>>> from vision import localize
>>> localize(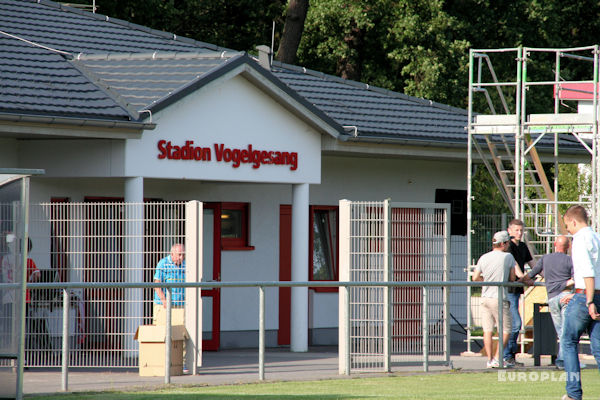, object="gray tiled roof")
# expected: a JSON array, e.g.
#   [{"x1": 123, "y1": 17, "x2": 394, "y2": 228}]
[
  {"x1": 73, "y1": 52, "x2": 238, "y2": 112},
  {"x1": 272, "y1": 64, "x2": 468, "y2": 143},
  {"x1": 0, "y1": 34, "x2": 133, "y2": 121},
  {"x1": 0, "y1": 0, "x2": 234, "y2": 123},
  {"x1": 0, "y1": 0, "x2": 223, "y2": 54},
  {"x1": 0, "y1": 0, "x2": 472, "y2": 145}
]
